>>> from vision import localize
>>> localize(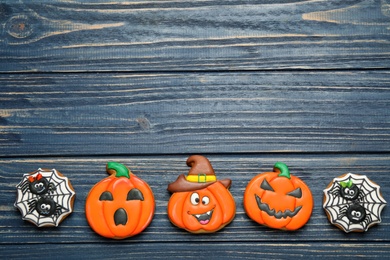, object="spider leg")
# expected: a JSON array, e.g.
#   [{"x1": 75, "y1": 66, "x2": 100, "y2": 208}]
[
  {"x1": 27, "y1": 200, "x2": 37, "y2": 214},
  {"x1": 337, "y1": 205, "x2": 348, "y2": 220},
  {"x1": 20, "y1": 180, "x2": 30, "y2": 194},
  {"x1": 357, "y1": 191, "x2": 365, "y2": 201},
  {"x1": 331, "y1": 185, "x2": 341, "y2": 196},
  {"x1": 48, "y1": 183, "x2": 56, "y2": 194},
  {"x1": 362, "y1": 214, "x2": 373, "y2": 228}
]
